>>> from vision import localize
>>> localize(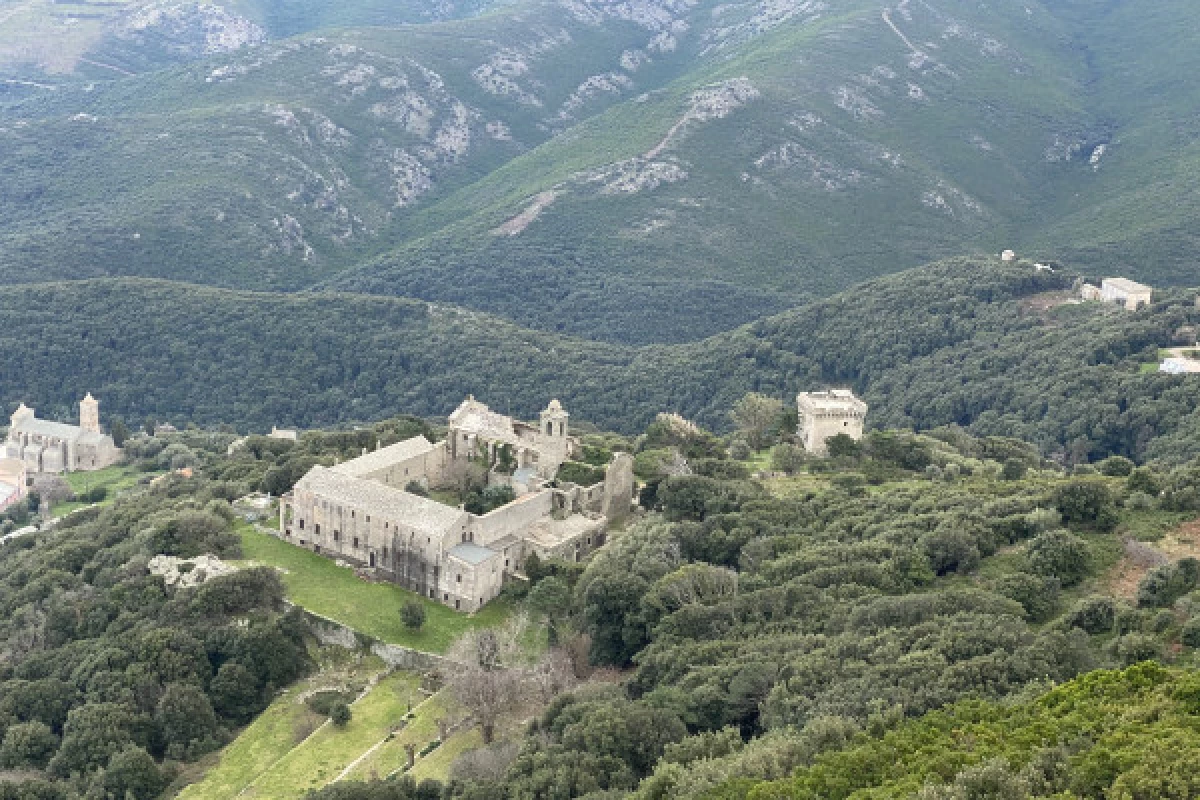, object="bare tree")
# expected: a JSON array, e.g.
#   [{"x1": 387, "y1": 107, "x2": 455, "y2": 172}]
[
  {"x1": 528, "y1": 647, "x2": 576, "y2": 704},
  {"x1": 441, "y1": 616, "x2": 530, "y2": 743}
]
